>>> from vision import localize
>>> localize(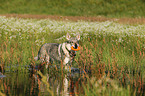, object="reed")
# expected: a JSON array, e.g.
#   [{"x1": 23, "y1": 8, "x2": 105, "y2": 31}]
[{"x1": 74, "y1": 35, "x2": 145, "y2": 95}]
